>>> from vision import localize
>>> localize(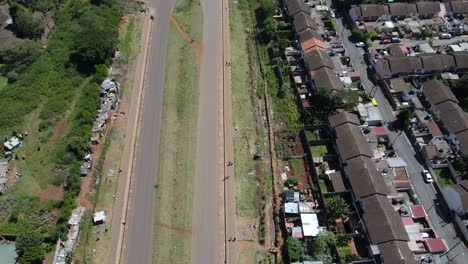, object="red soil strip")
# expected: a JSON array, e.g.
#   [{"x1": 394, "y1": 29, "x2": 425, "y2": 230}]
[
  {"x1": 49, "y1": 120, "x2": 66, "y2": 142},
  {"x1": 154, "y1": 223, "x2": 192, "y2": 235},
  {"x1": 37, "y1": 184, "x2": 63, "y2": 201},
  {"x1": 169, "y1": 15, "x2": 203, "y2": 60}
]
